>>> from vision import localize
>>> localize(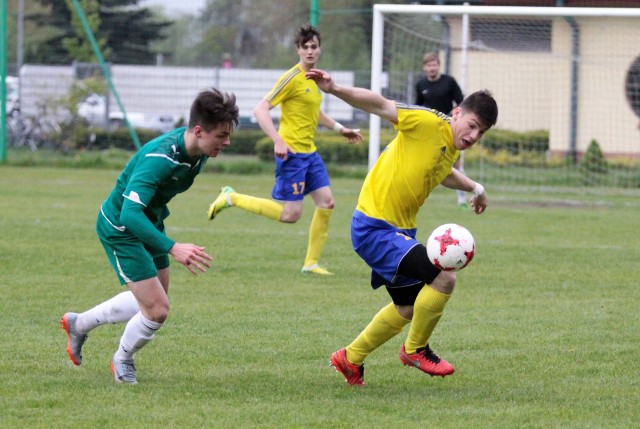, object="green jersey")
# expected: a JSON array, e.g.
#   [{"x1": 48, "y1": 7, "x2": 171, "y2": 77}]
[{"x1": 98, "y1": 127, "x2": 208, "y2": 253}]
